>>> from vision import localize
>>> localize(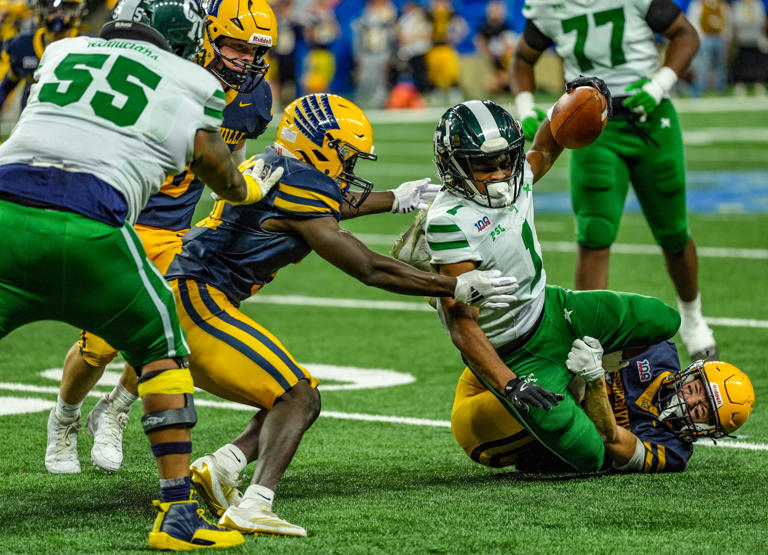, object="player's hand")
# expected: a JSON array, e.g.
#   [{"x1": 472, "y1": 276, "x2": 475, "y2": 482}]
[
  {"x1": 565, "y1": 336, "x2": 605, "y2": 382},
  {"x1": 390, "y1": 178, "x2": 442, "y2": 213},
  {"x1": 453, "y1": 269, "x2": 519, "y2": 309},
  {"x1": 211, "y1": 158, "x2": 284, "y2": 205},
  {"x1": 565, "y1": 75, "x2": 613, "y2": 119},
  {"x1": 622, "y1": 78, "x2": 660, "y2": 119},
  {"x1": 504, "y1": 377, "x2": 565, "y2": 414},
  {"x1": 520, "y1": 107, "x2": 546, "y2": 142}
]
